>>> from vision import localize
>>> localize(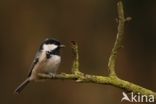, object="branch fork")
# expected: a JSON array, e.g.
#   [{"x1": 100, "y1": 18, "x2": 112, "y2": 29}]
[{"x1": 38, "y1": 0, "x2": 156, "y2": 99}]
